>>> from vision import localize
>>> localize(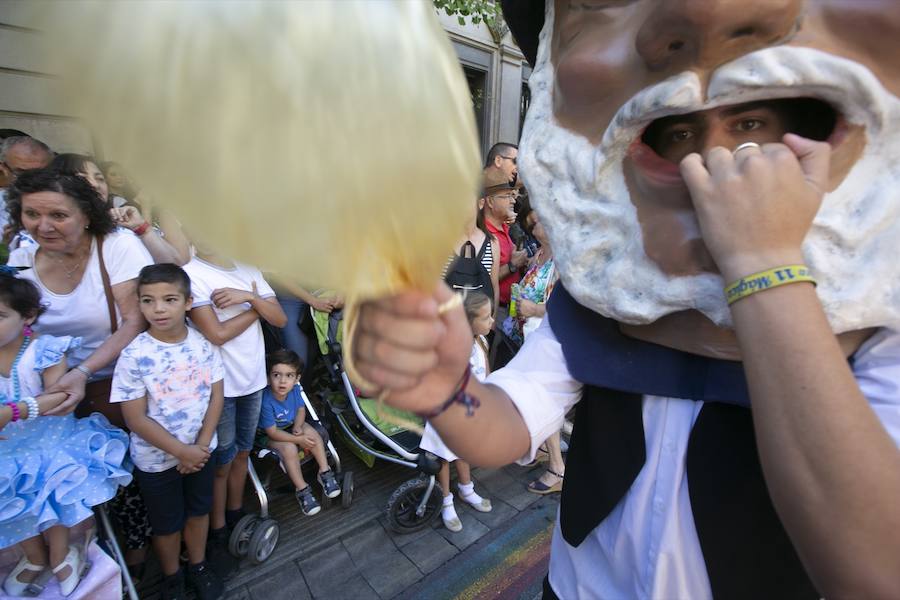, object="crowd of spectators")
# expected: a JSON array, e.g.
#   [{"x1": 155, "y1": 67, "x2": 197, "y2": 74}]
[{"x1": 0, "y1": 133, "x2": 566, "y2": 599}]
